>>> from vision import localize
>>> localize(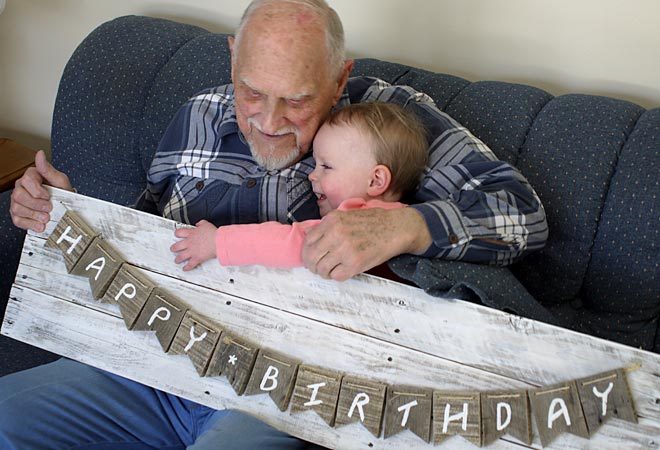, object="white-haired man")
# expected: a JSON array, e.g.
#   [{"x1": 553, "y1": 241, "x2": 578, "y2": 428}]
[{"x1": 3, "y1": 0, "x2": 547, "y2": 448}]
